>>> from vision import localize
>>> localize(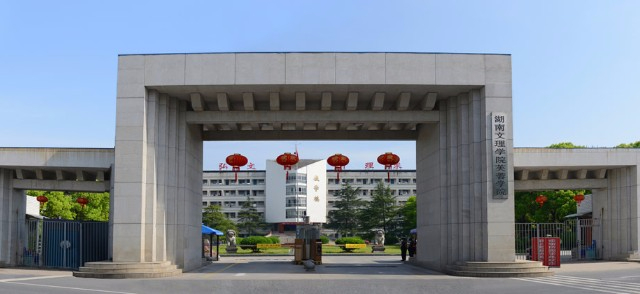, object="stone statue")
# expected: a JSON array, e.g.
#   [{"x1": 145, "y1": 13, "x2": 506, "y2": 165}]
[
  {"x1": 373, "y1": 229, "x2": 385, "y2": 246},
  {"x1": 226, "y1": 229, "x2": 237, "y2": 247}
]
